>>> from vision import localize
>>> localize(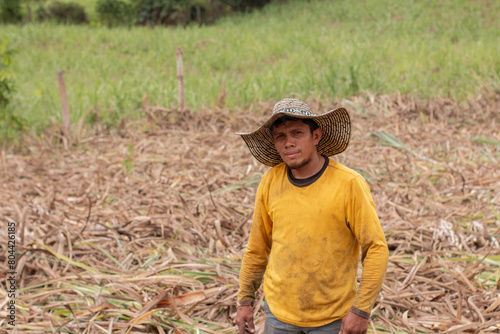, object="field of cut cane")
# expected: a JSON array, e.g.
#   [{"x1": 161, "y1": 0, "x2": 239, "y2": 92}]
[{"x1": 1, "y1": 92, "x2": 500, "y2": 333}]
